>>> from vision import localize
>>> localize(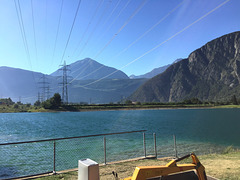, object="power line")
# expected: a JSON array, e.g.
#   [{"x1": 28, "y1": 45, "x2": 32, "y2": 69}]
[
  {"x1": 31, "y1": 0, "x2": 38, "y2": 66},
  {"x1": 99, "y1": 0, "x2": 121, "y2": 34},
  {"x1": 86, "y1": 0, "x2": 122, "y2": 54},
  {"x1": 113, "y1": 0, "x2": 185, "y2": 59},
  {"x1": 14, "y1": 0, "x2": 31, "y2": 69},
  {"x1": 94, "y1": 0, "x2": 149, "y2": 59},
  {"x1": 14, "y1": 0, "x2": 38, "y2": 102},
  {"x1": 71, "y1": 0, "x2": 104, "y2": 57},
  {"x1": 69, "y1": 0, "x2": 148, "y2": 83},
  {"x1": 51, "y1": 0, "x2": 64, "y2": 67},
  {"x1": 74, "y1": 0, "x2": 231, "y2": 88},
  {"x1": 68, "y1": 60, "x2": 93, "y2": 80},
  {"x1": 103, "y1": 0, "x2": 132, "y2": 36},
  {"x1": 75, "y1": 0, "x2": 112, "y2": 58},
  {"x1": 60, "y1": 0, "x2": 82, "y2": 65},
  {"x1": 88, "y1": 0, "x2": 132, "y2": 51},
  {"x1": 43, "y1": 0, "x2": 49, "y2": 60}
]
